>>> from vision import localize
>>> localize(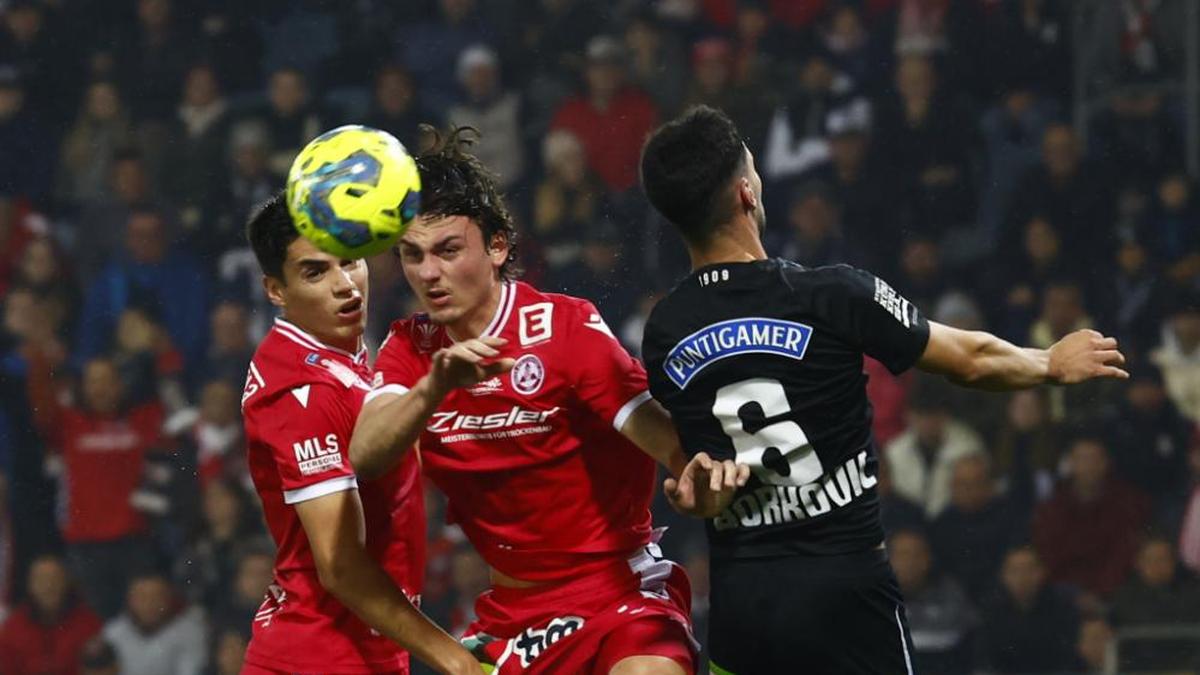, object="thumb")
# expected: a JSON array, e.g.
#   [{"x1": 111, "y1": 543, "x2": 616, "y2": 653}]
[{"x1": 663, "y1": 476, "x2": 679, "y2": 497}]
